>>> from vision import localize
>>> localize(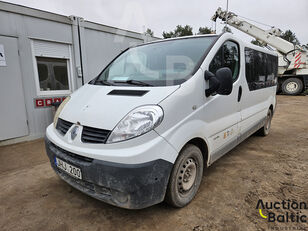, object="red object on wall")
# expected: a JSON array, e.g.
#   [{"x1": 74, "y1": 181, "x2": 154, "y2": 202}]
[
  {"x1": 53, "y1": 98, "x2": 62, "y2": 103},
  {"x1": 45, "y1": 98, "x2": 53, "y2": 106},
  {"x1": 34, "y1": 96, "x2": 67, "y2": 108},
  {"x1": 35, "y1": 99, "x2": 44, "y2": 107}
]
